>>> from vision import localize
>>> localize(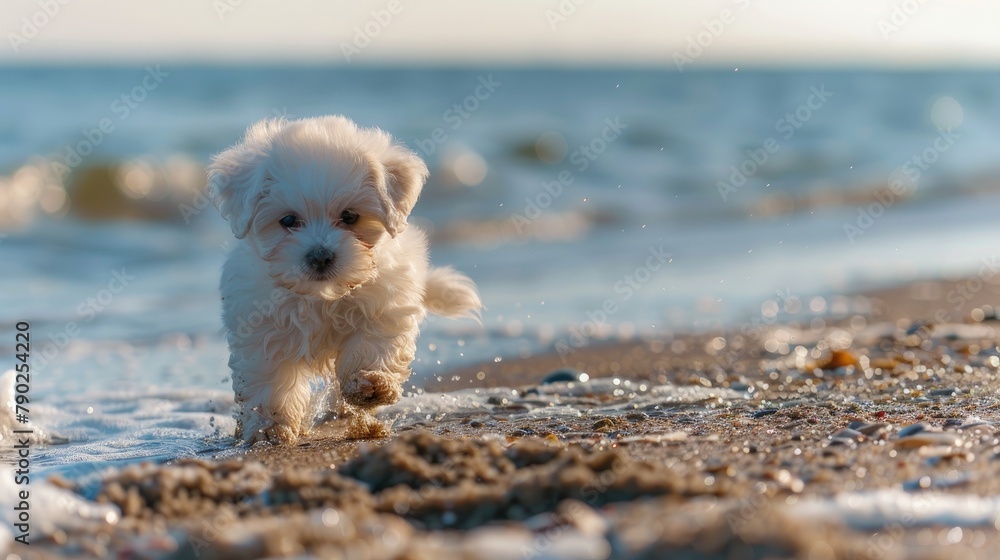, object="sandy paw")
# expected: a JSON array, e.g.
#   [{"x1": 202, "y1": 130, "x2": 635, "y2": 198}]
[
  {"x1": 342, "y1": 370, "x2": 402, "y2": 408},
  {"x1": 247, "y1": 421, "x2": 298, "y2": 445},
  {"x1": 239, "y1": 409, "x2": 300, "y2": 445}
]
